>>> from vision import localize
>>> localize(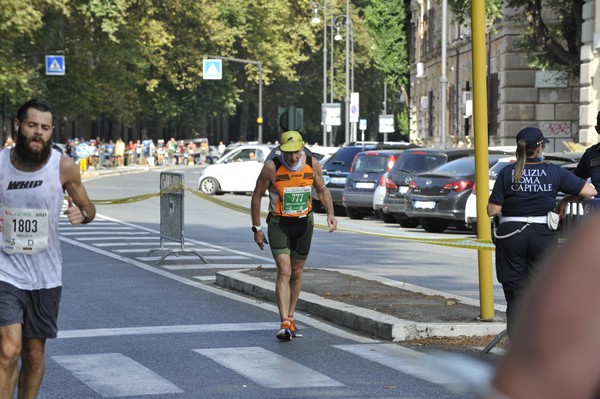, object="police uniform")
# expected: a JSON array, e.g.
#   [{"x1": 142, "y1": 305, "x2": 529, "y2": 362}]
[
  {"x1": 489, "y1": 156, "x2": 587, "y2": 332},
  {"x1": 574, "y1": 143, "x2": 600, "y2": 192}
]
